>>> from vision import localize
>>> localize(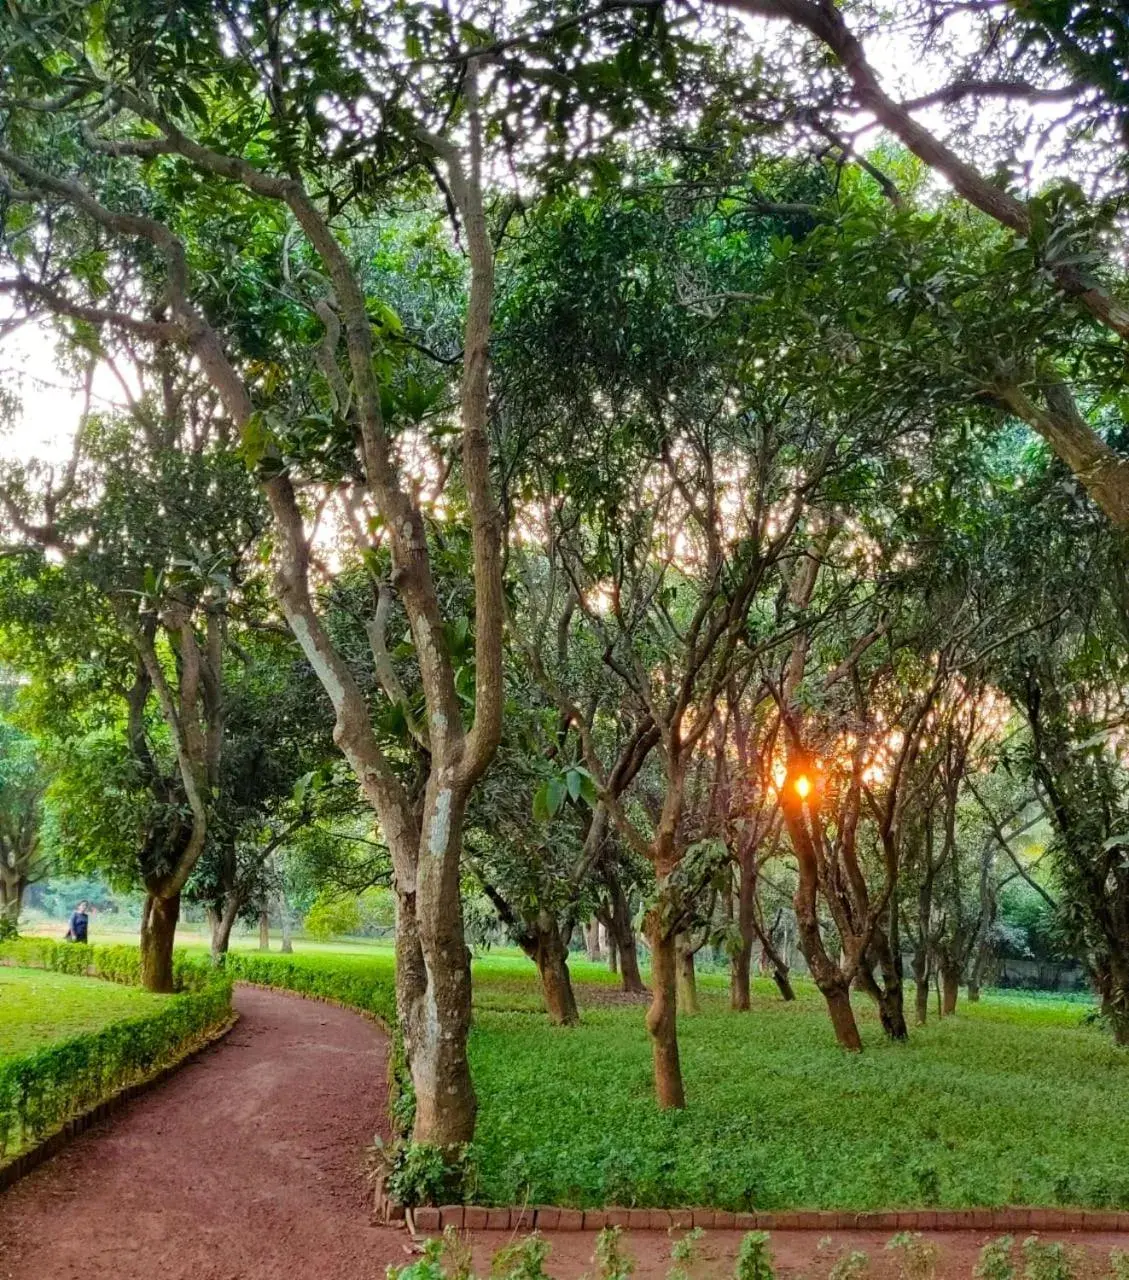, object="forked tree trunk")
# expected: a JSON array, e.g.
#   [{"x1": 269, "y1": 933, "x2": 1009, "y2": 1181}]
[
  {"x1": 645, "y1": 918, "x2": 685, "y2": 1108},
  {"x1": 140, "y1": 892, "x2": 181, "y2": 993},
  {"x1": 605, "y1": 871, "x2": 647, "y2": 994},
  {"x1": 530, "y1": 928, "x2": 580, "y2": 1027},
  {"x1": 787, "y1": 817, "x2": 862, "y2": 1051},
  {"x1": 210, "y1": 893, "x2": 240, "y2": 964},
  {"x1": 769, "y1": 956, "x2": 796, "y2": 1001},
  {"x1": 675, "y1": 934, "x2": 699, "y2": 1015},
  {"x1": 259, "y1": 908, "x2": 270, "y2": 951},
  {"x1": 396, "y1": 782, "x2": 477, "y2": 1149},
  {"x1": 867, "y1": 931, "x2": 908, "y2": 1041}
]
